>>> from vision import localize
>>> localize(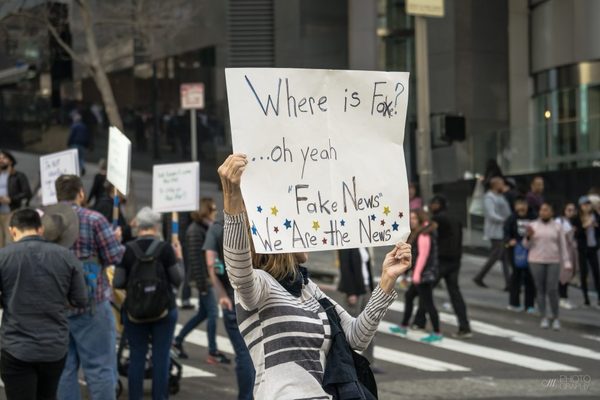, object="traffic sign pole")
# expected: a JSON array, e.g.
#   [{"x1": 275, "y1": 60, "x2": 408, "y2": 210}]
[{"x1": 190, "y1": 109, "x2": 198, "y2": 162}]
